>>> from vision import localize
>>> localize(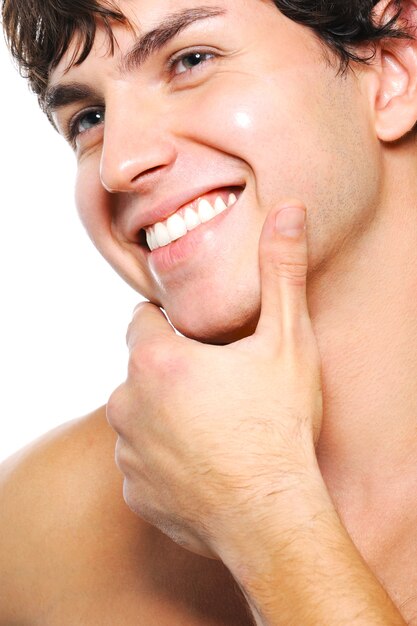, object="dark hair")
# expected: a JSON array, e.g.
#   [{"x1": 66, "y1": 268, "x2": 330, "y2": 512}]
[{"x1": 1, "y1": 0, "x2": 413, "y2": 112}]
